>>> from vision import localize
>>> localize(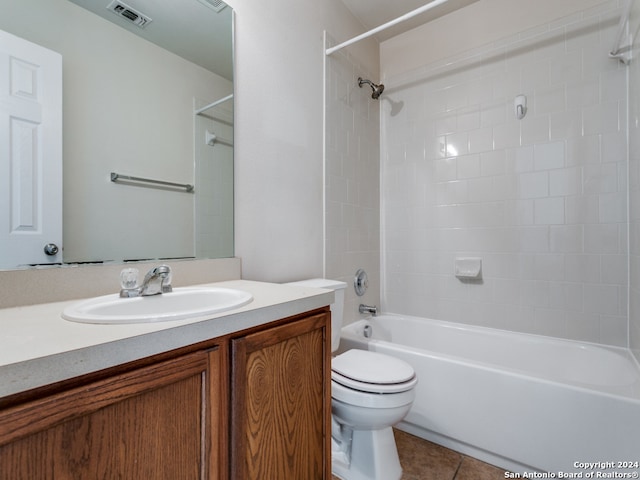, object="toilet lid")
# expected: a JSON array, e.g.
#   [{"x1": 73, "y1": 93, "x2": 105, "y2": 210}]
[
  {"x1": 332, "y1": 370, "x2": 417, "y2": 394},
  {"x1": 331, "y1": 350, "x2": 416, "y2": 393}
]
